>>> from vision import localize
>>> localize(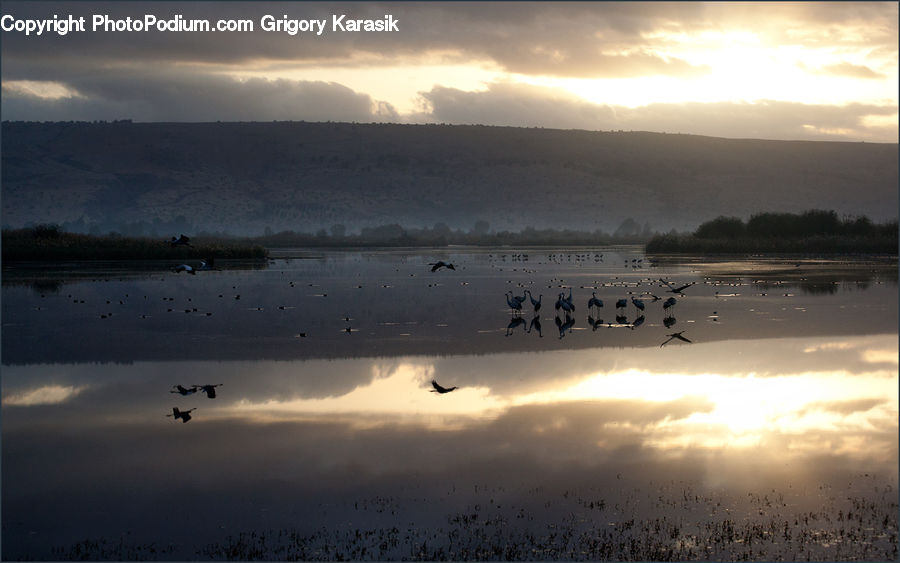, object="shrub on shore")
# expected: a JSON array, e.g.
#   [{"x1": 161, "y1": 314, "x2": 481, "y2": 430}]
[
  {"x1": 647, "y1": 211, "x2": 898, "y2": 254},
  {"x1": 2, "y1": 226, "x2": 268, "y2": 261}
]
